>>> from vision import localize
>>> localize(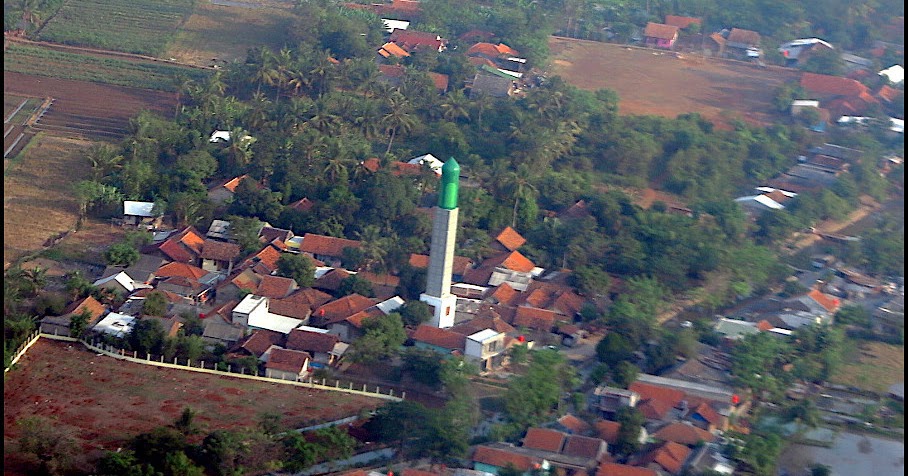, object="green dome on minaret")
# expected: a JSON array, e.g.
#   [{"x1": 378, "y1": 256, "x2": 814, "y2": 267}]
[{"x1": 437, "y1": 157, "x2": 460, "y2": 210}]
